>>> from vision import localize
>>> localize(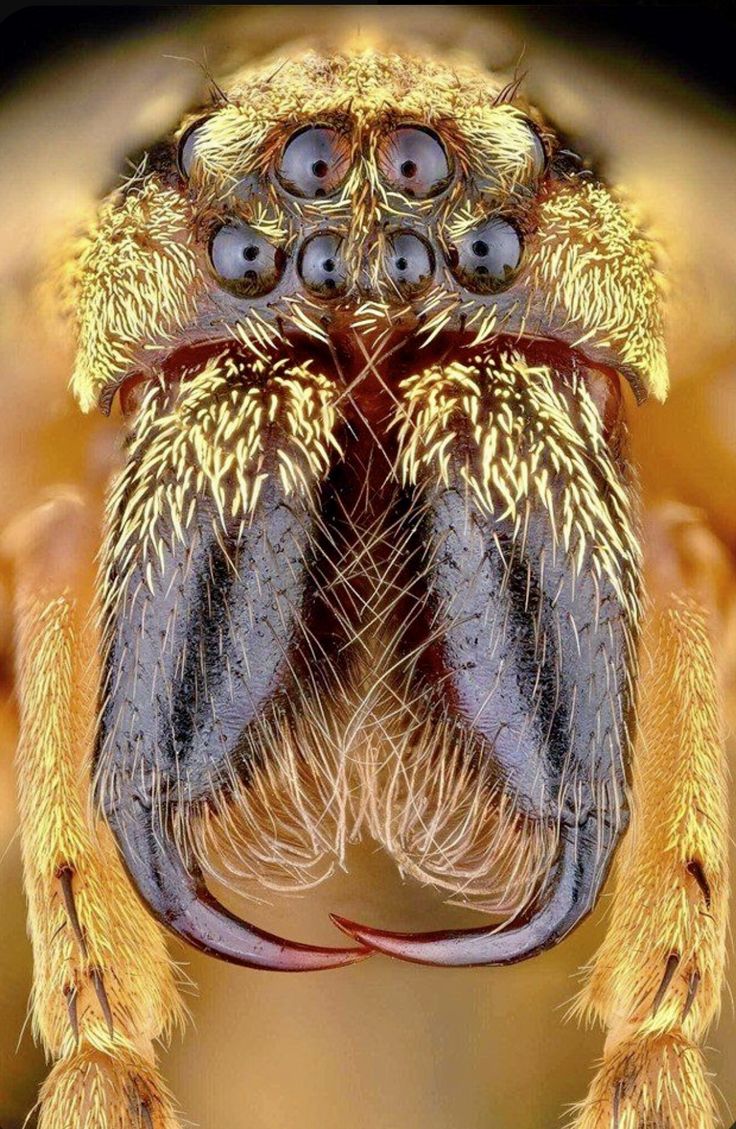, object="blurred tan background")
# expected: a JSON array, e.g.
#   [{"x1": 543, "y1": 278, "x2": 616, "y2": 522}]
[{"x1": 1, "y1": 7, "x2": 735, "y2": 1128}]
